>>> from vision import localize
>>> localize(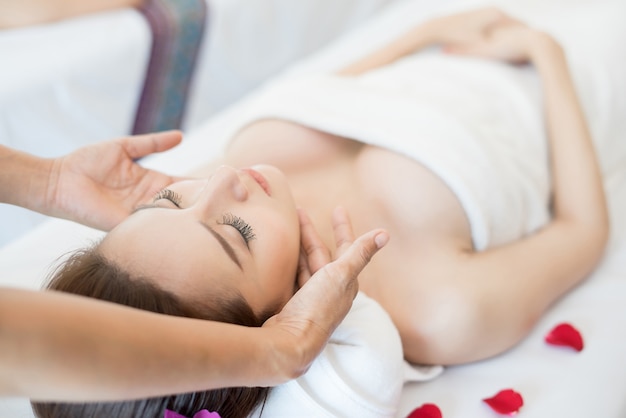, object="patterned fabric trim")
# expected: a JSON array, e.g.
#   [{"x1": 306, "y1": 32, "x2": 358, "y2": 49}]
[{"x1": 133, "y1": 0, "x2": 207, "y2": 134}]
